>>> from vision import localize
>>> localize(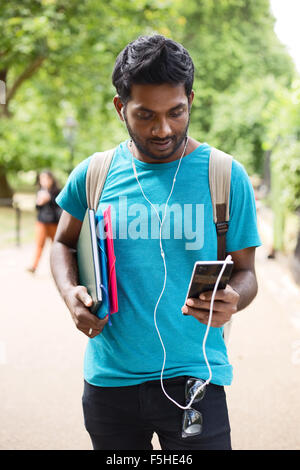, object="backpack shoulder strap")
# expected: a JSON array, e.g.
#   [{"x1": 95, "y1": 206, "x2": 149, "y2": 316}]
[
  {"x1": 209, "y1": 147, "x2": 233, "y2": 344},
  {"x1": 209, "y1": 147, "x2": 233, "y2": 260},
  {"x1": 86, "y1": 148, "x2": 116, "y2": 211}
]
